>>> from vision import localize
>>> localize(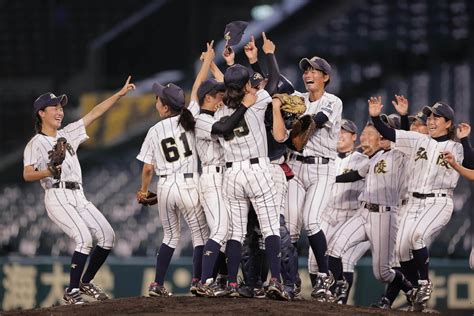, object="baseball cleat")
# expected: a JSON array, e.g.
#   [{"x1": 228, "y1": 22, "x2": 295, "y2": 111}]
[
  {"x1": 266, "y1": 278, "x2": 290, "y2": 301},
  {"x1": 148, "y1": 282, "x2": 172, "y2": 297},
  {"x1": 63, "y1": 288, "x2": 85, "y2": 305},
  {"x1": 80, "y1": 281, "x2": 109, "y2": 301},
  {"x1": 311, "y1": 272, "x2": 335, "y2": 302}
]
